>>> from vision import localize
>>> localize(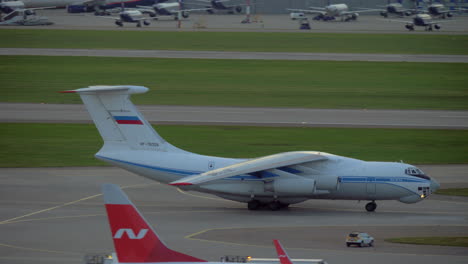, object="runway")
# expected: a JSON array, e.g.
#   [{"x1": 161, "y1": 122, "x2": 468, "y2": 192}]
[
  {"x1": 3, "y1": 48, "x2": 468, "y2": 63},
  {"x1": 0, "y1": 166, "x2": 467, "y2": 264},
  {"x1": 2, "y1": 103, "x2": 468, "y2": 129}
]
